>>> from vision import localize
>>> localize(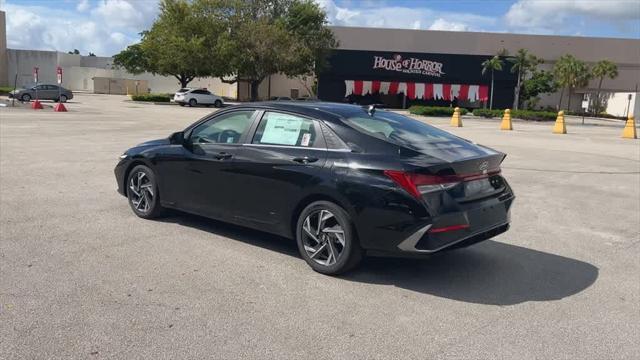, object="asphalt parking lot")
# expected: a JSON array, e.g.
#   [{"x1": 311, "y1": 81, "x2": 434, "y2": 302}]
[{"x1": 1, "y1": 93, "x2": 639, "y2": 359}]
